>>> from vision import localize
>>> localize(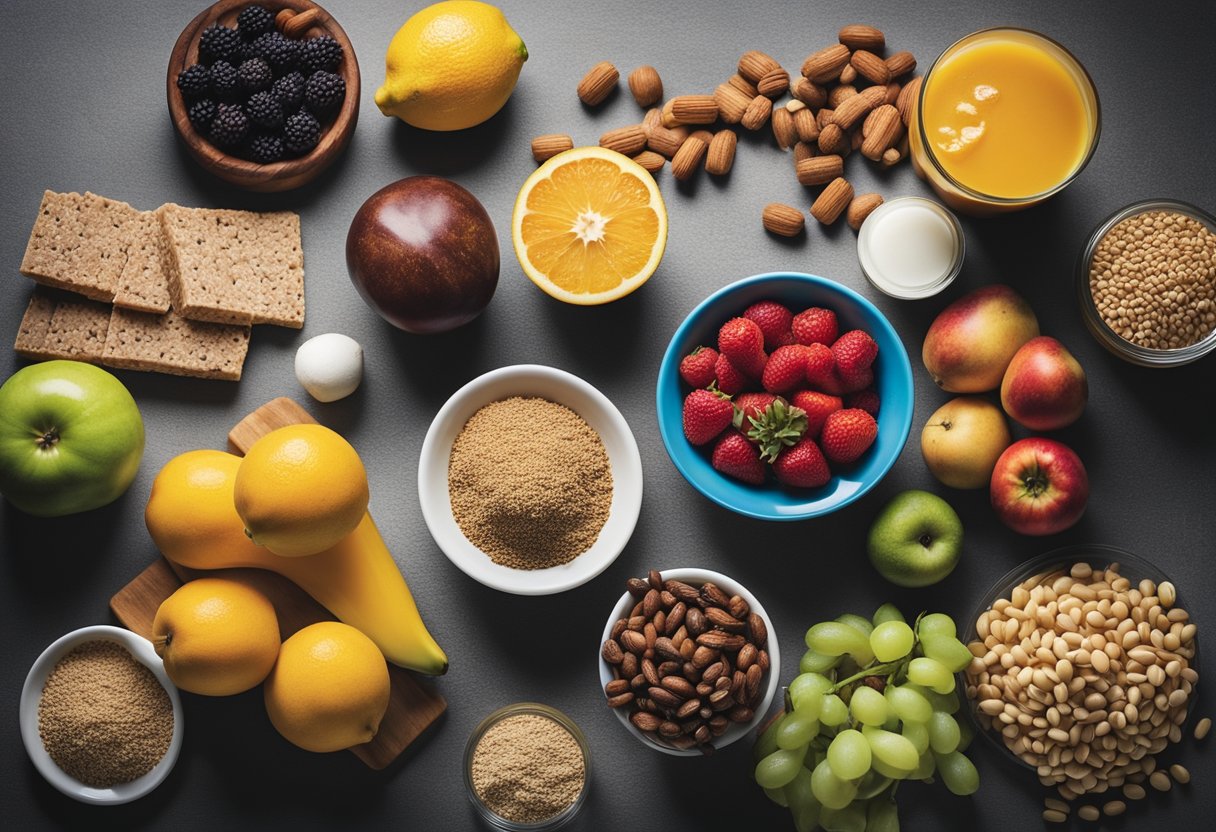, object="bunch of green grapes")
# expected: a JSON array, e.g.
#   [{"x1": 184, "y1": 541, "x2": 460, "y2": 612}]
[{"x1": 752, "y1": 604, "x2": 979, "y2": 832}]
